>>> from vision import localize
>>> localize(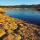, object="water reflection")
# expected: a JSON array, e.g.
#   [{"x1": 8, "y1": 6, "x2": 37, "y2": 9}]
[{"x1": 6, "y1": 8, "x2": 40, "y2": 25}]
